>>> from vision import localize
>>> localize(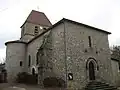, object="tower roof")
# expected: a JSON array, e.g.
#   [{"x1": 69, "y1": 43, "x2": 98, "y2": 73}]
[{"x1": 21, "y1": 10, "x2": 52, "y2": 28}]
